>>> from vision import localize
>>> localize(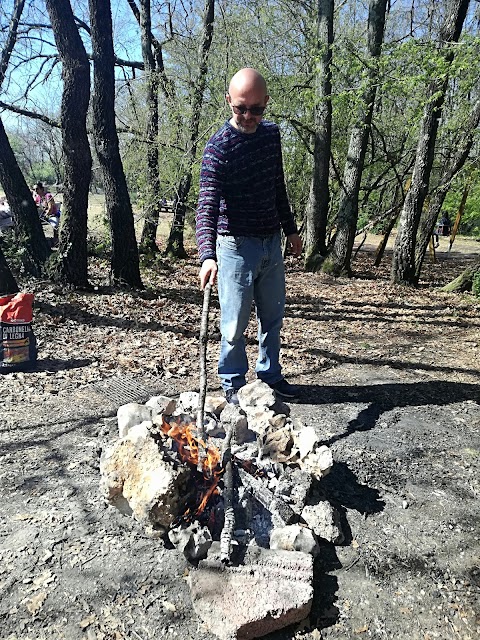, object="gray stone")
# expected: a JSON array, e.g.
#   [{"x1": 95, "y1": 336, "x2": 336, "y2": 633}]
[
  {"x1": 168, "y1": 522, "x2": 212, "y2": 561},
  {"x1": 189, "y1": 542, "x2": 313, "y2": 640},
  {"x1": 205, "y1": 417, "x2": 225, "y2": 437},
  {"x1": 145, "y1": 395, "x2": 177, "y2": 417},
  {"x1": 220, "y1": 403, "x2": 256, "y2": 444},
  {"x1": 270, "y1": 525, "x2": 319, "y2": 557},
  {"x1": 117, "y1": 402, "x2": 152, "y2": 438},
  {"x1": 99, "y1": 425, "x2": 190, "y2": 530},
  {"x1": 275, "y1": 468, "x2": 313, "y2": 515},
  {"x1": 301, "y1": 501, "x2": 344, "y2": 544}
]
